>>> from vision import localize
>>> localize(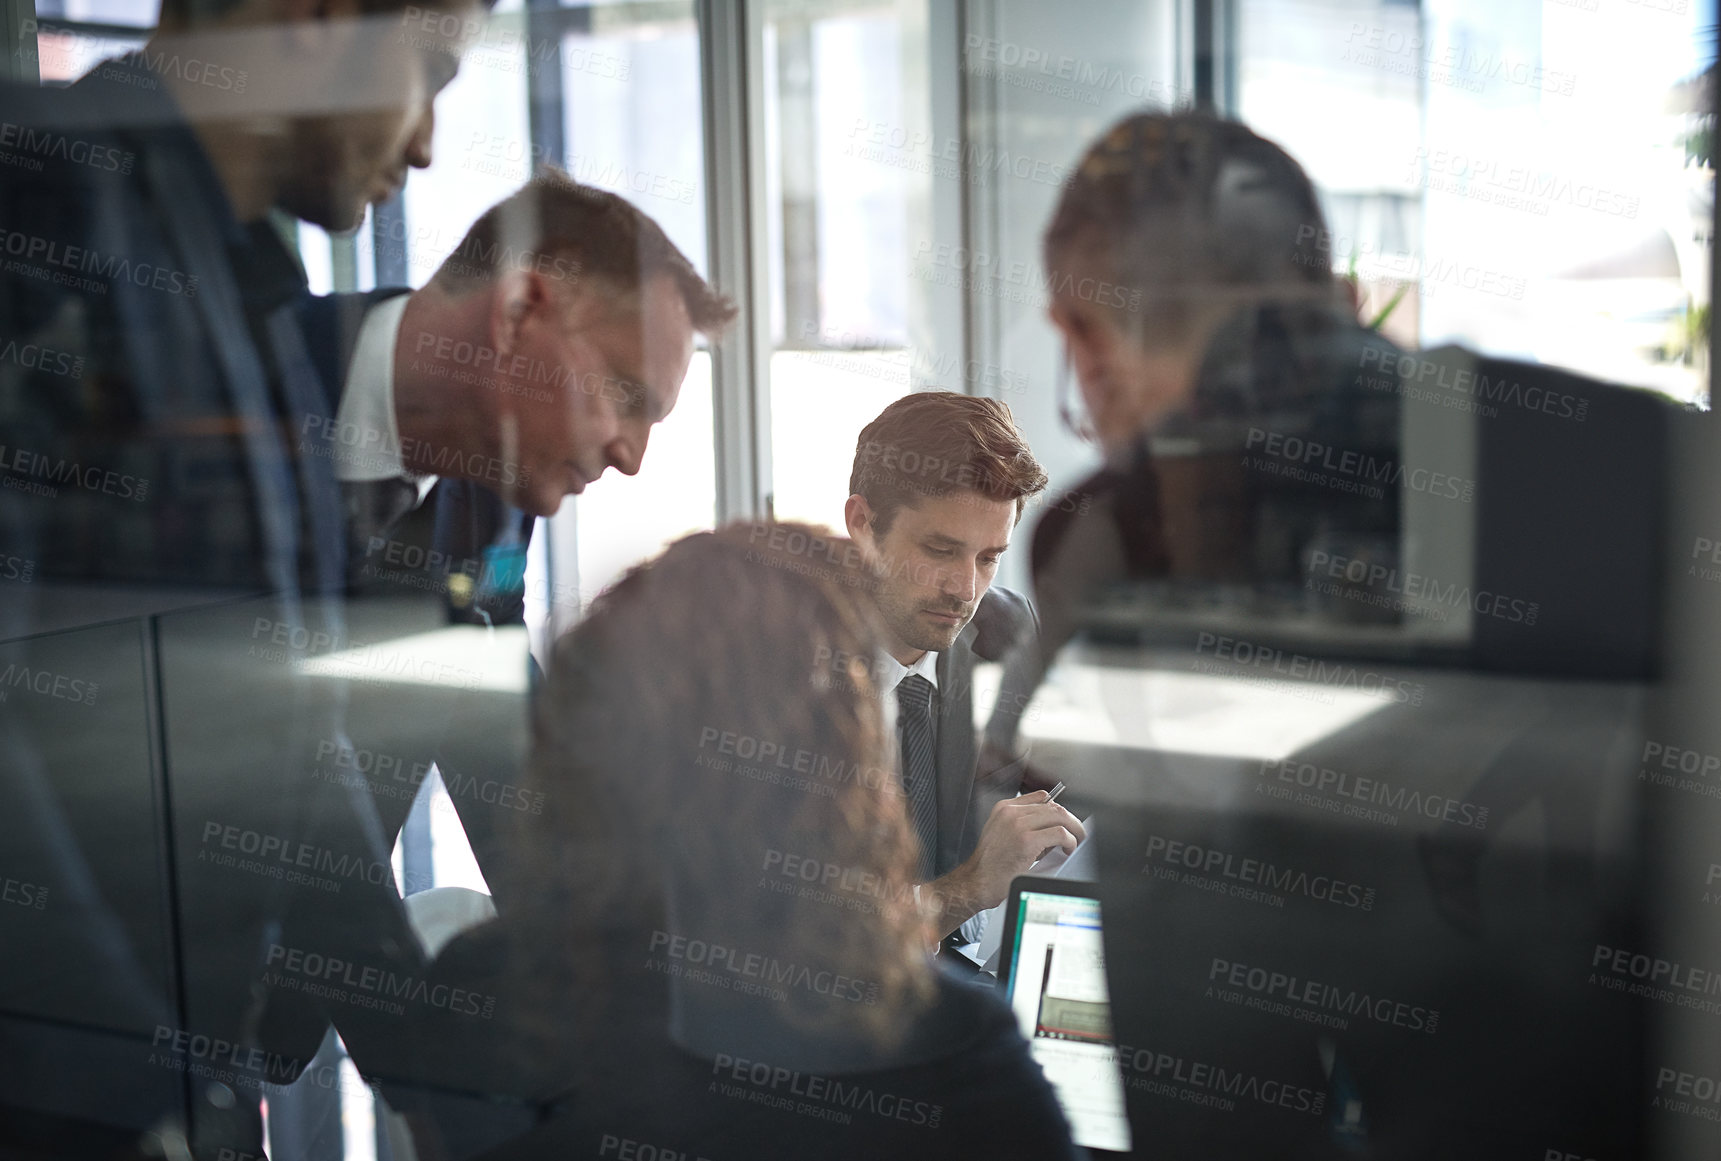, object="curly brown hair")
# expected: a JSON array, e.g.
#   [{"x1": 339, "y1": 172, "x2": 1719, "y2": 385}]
[{"x1": 505, "y1": 522, "x2": 934, "y2": 1070}]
